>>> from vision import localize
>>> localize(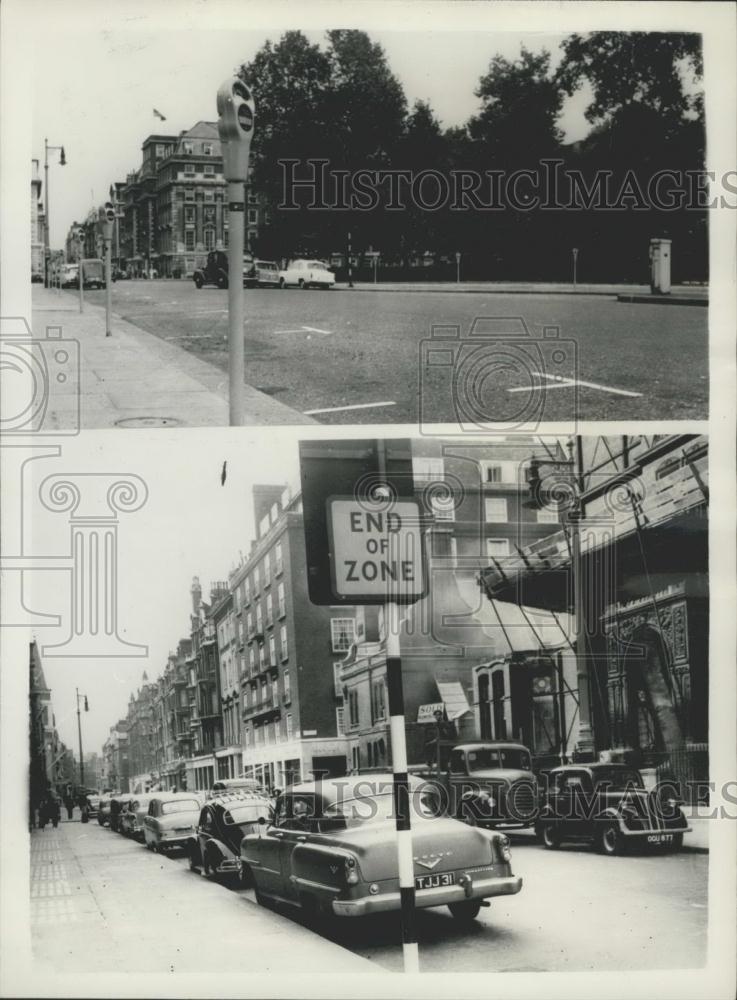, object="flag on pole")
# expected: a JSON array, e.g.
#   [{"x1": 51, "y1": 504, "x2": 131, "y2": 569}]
[{"x1": 153, "y1": 108, "x2": 167, "y2": 121}]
